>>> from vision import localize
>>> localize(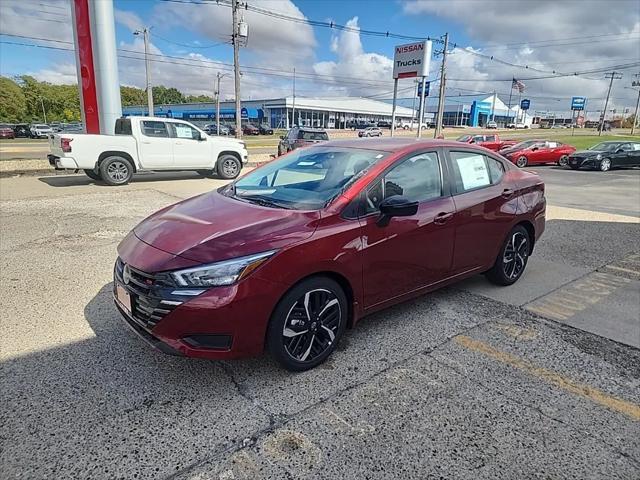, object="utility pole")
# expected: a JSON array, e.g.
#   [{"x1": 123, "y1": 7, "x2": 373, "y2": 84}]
[
  {"x1": 434, "y1": 32, "x2": 448, "y2": 139},
  {"x1": 40, "y1": 97, "x2": 47, "y2": 123},
  {"x1": 134, "y1": 27, "x2": 153, "y2": 116},
  {"x1": 292, "y1": 68, "x2": 296, "y2": 127},
  {"x1": 631, "y1": 74, "x2": 640, "y2": 136},
  {"x1": 215, "y1": 72, "x2": 226, "y2": 135},
  {"x1": 490, "y1": 90, "x2": 496, "y2": 122},
  {"x1": 599, "y1": 71, "x2": 622, "y2": 135},
  {"x1": 231, "y1": 0, "x2": 242, "y2": 138}
]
